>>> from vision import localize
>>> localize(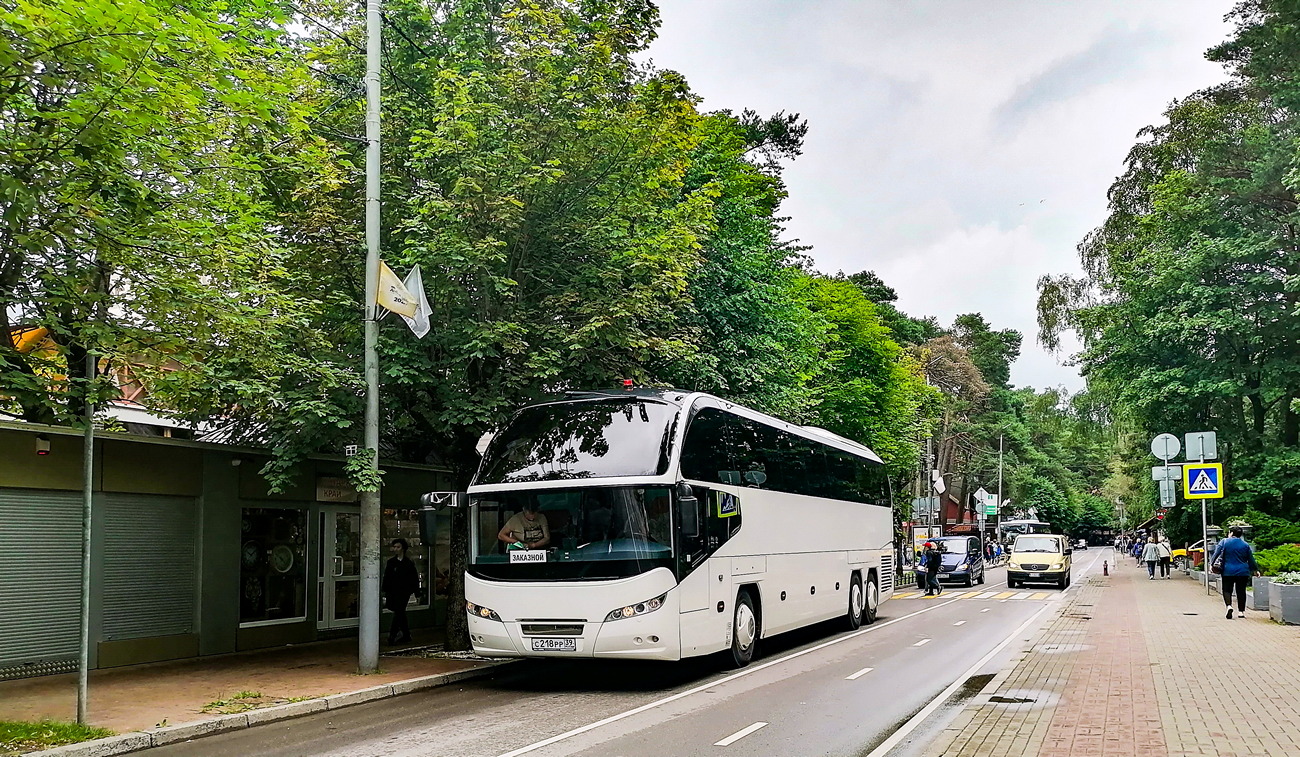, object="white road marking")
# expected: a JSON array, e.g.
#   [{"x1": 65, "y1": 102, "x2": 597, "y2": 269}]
[
  {"x1": 953, "y1": 620, "x2": 966, "y2": 626},
  {"x1": 714, "y1": 722, "x2": 767, "y2": 747},
  {"x1": 913, "y1": 638, "x2": 931, "y2": 647},
  {"x1": 1013, "y1": 592, "x2": 1032, "y2": 600},
  {"x1": 975, "y1": 591, "x2": 997, "y2": 599},
  {"x1": 845, "y1": 666, "x2": 874, "y2": 680},
  {"x1": 861, "y1": 550, "x2": 1106, "y2": 757},
  {"x1": 980, "y1": 608, "x2": 990, "y2": 613}
]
